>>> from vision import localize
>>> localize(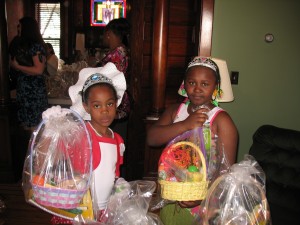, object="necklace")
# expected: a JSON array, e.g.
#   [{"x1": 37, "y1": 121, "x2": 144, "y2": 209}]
[
  {"x1": 88, "y1": 122, "x2": 112, "y2": 137},
  {"x1": 191, "y1": 104, "x2": 211, "y2": 113}
]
